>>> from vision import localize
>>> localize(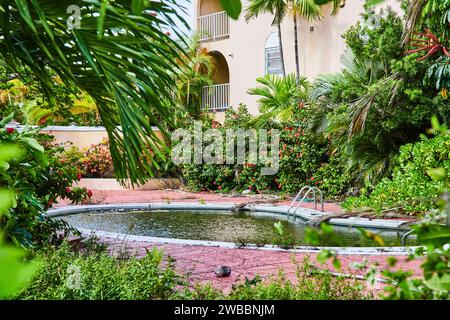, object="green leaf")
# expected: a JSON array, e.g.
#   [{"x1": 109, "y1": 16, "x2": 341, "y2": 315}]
[
  {"x1": 20, "y1": 137, "x2": 44, "y2": 153},
  {"x1": 417, "y1": 225, "x2": 450, "y2": 247},
  {"x1": 221, "y1": 0, "x2": 241, "y2": 19},
  {"x1": 131, "y1": 0, "x2": 144, "y2": 15},
  {"x1": 425, "y1": 274, "x2": 450, "y2": 292},
  {"x1": 427, "y1": 167, "x2": 447, "y2": 181},
  {"x1": 0, "y1": 242, "x2": 41, "y2": 299},
  {"x1": 0, "y1": 113, "x2": 14, "y2": 128},
  {"x1": 365, "y1": 0, "x2": 386, "y2": 7},
  {"x1": 0, "y1": 189, "x2": 14, "y2": 217},
  {"x1": 97, "y1": 0, "x2": 108, "y2": 40}
]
